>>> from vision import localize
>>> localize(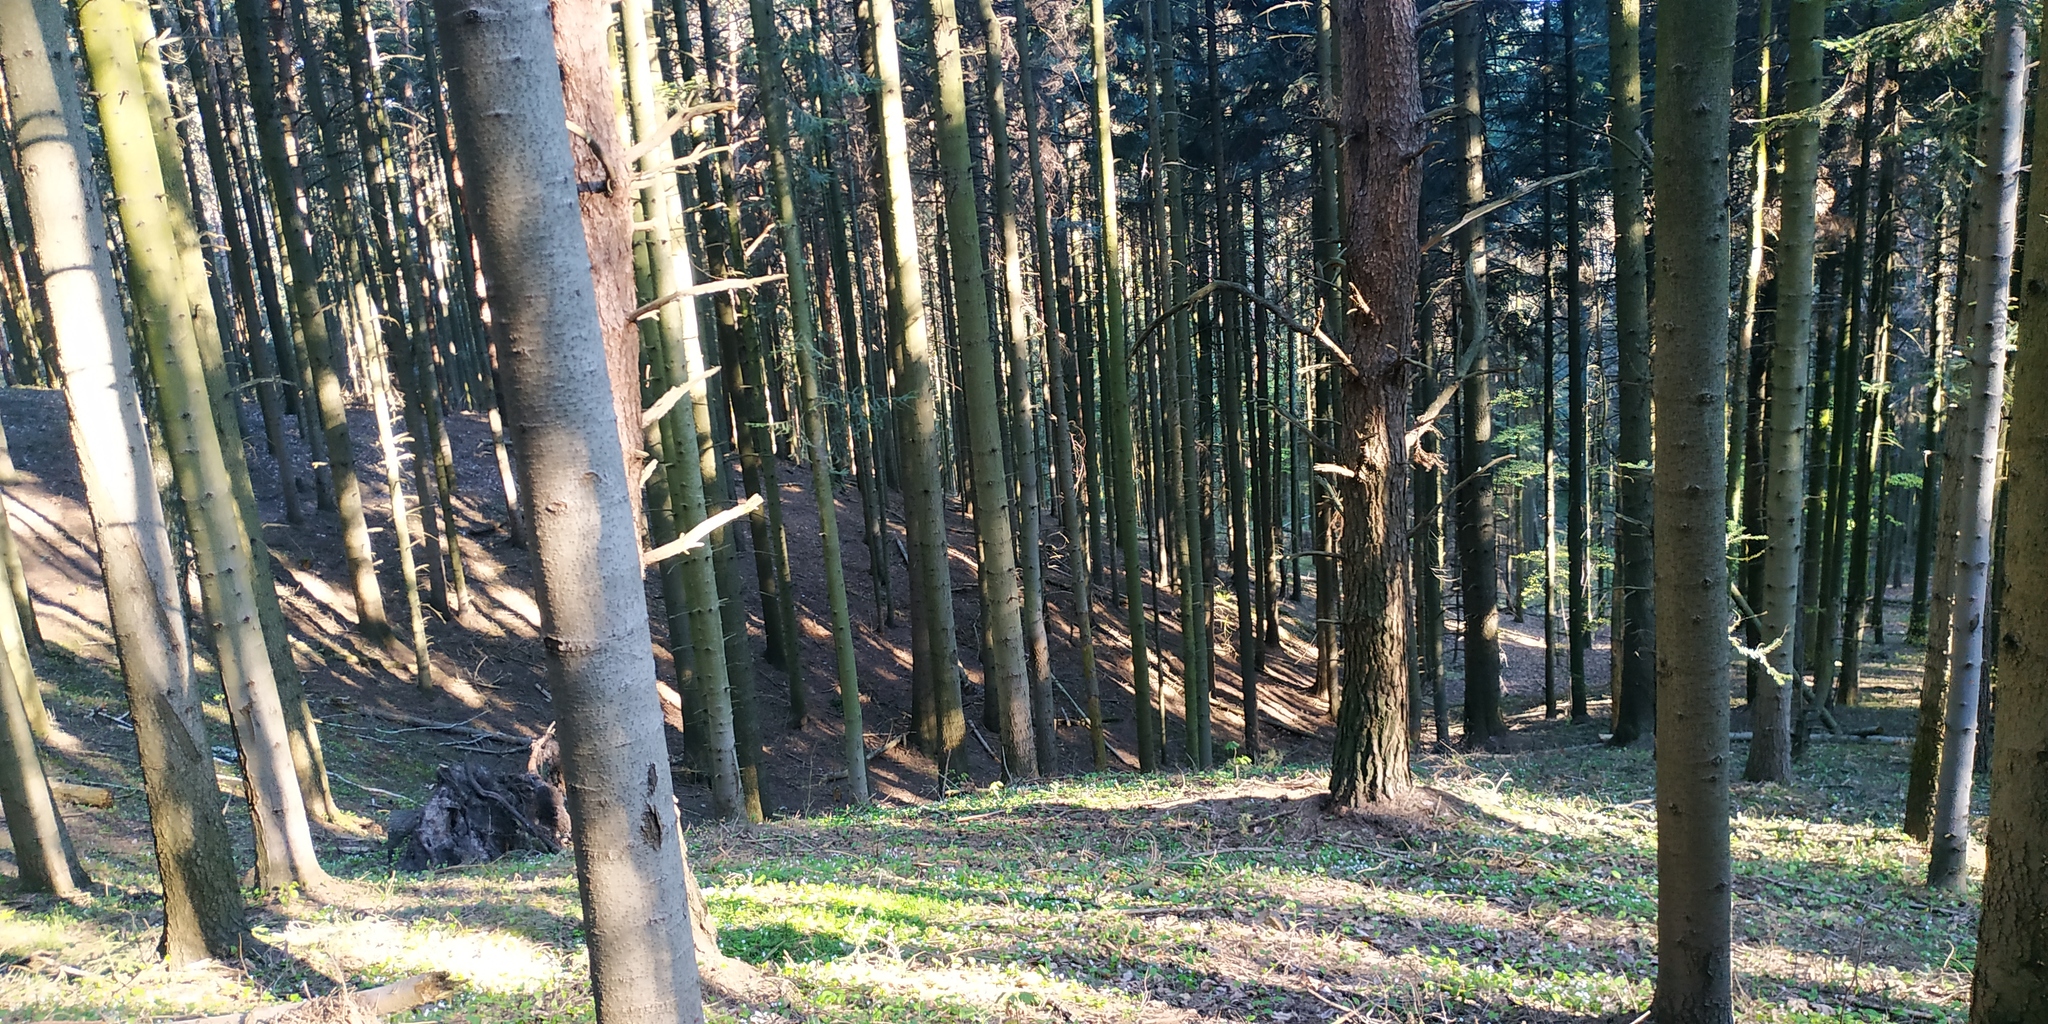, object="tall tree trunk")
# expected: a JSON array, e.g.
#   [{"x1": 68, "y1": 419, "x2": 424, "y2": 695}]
[
  {"x1": 1090, "y1": 0, "x2": 1157, "y2": 770},
  {"x1": 1927, "y1": 0, "x2": 2023, "y2": 891},
  {"x1": 77, "y1": 0, "x2": 326, "y2": 891},
  {"x1": 1311, "y1": 0, "x2": 1340, "y2": 717},
  {"x1": 863, "y1": 0, "x2": 966, "y2": 772},
  {"x1": 1607, "y1": 0, "x2": 1654, "y2": 746},
  {"x1": 1019, "y1": 0, "x2": 1103, "y2": 768},
  {"x1": 1452, "y1": 7, "x2": 1501, "y2": 748},
  {"x1": 928, "y1": 0, "x2": 1036, "y2": 779},
  {"x1": 975, "y1": 0, "x2": 1055, "y2": 770},
  {"x1": 747, "y1": 0, "x2": 867, "y2": 800},
  {"x1": 1838, "y1": 85, "x2": 1901, "y2": 704},
  {"x1": 627, "y1": 0, "x2": 746, "y2": 822},
  {"x1": 1973, "y1": 3, "x2": 2048, "y2": 999},
  {"x1": 1744, "y1": 0, "x2": 1824, "y2": 785},
  {"x1": 436, "y1": 3, "x2": 708, "y2": 1018},
  {"x1": 1326, "y1": 0, "x2": 1418, "y2": 810},
  {"x1": 1561, "y1": 0, "x2": 1591, "y2": 723},
  {"x1": 235, "y1": 0, "x2": 389, "y2": 645},
  {"x1": 0, "y1": 0, "x2": 245, "y2": 953},
  {"x1": 1650, "y1": 0, "x2": 1736, "y2": 1013}
]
